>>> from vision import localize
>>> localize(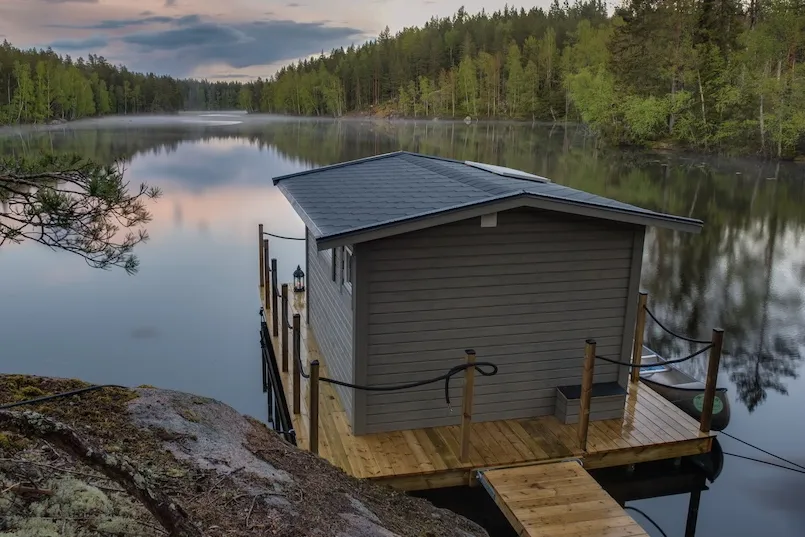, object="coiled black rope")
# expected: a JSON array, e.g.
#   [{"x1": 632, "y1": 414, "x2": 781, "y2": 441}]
[
  {"x1": 595, "y1": 344, "x2": 712, "y2": 367},
  {"x1": 0, "y1": 385, "x2": 128, "y2": 410},
  {"x1": 644, "y1": 306, "x2": 711, "y2": 345},
  {"x1": 263, "y1": 232, "x2": 305, "y2": 241},
  {"x1": 624, "y1": 507, "x2": 668, "y2": 537}
]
